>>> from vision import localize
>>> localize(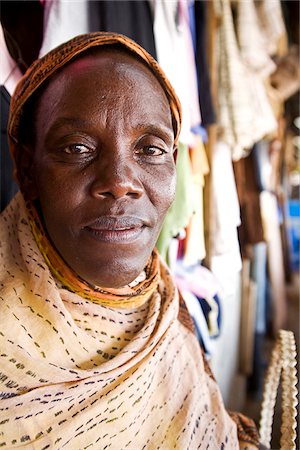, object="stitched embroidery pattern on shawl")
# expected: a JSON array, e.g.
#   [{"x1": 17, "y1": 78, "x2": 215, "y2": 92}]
[{"x1": 0, "y1": 193, "x2": 241, "y2": 449}]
